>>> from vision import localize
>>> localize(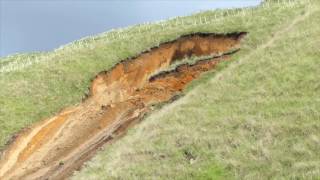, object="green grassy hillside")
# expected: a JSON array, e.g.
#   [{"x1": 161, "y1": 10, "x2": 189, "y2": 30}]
[{"x1": 1, "y1": 0, "x2": 319, "y2": 179}]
